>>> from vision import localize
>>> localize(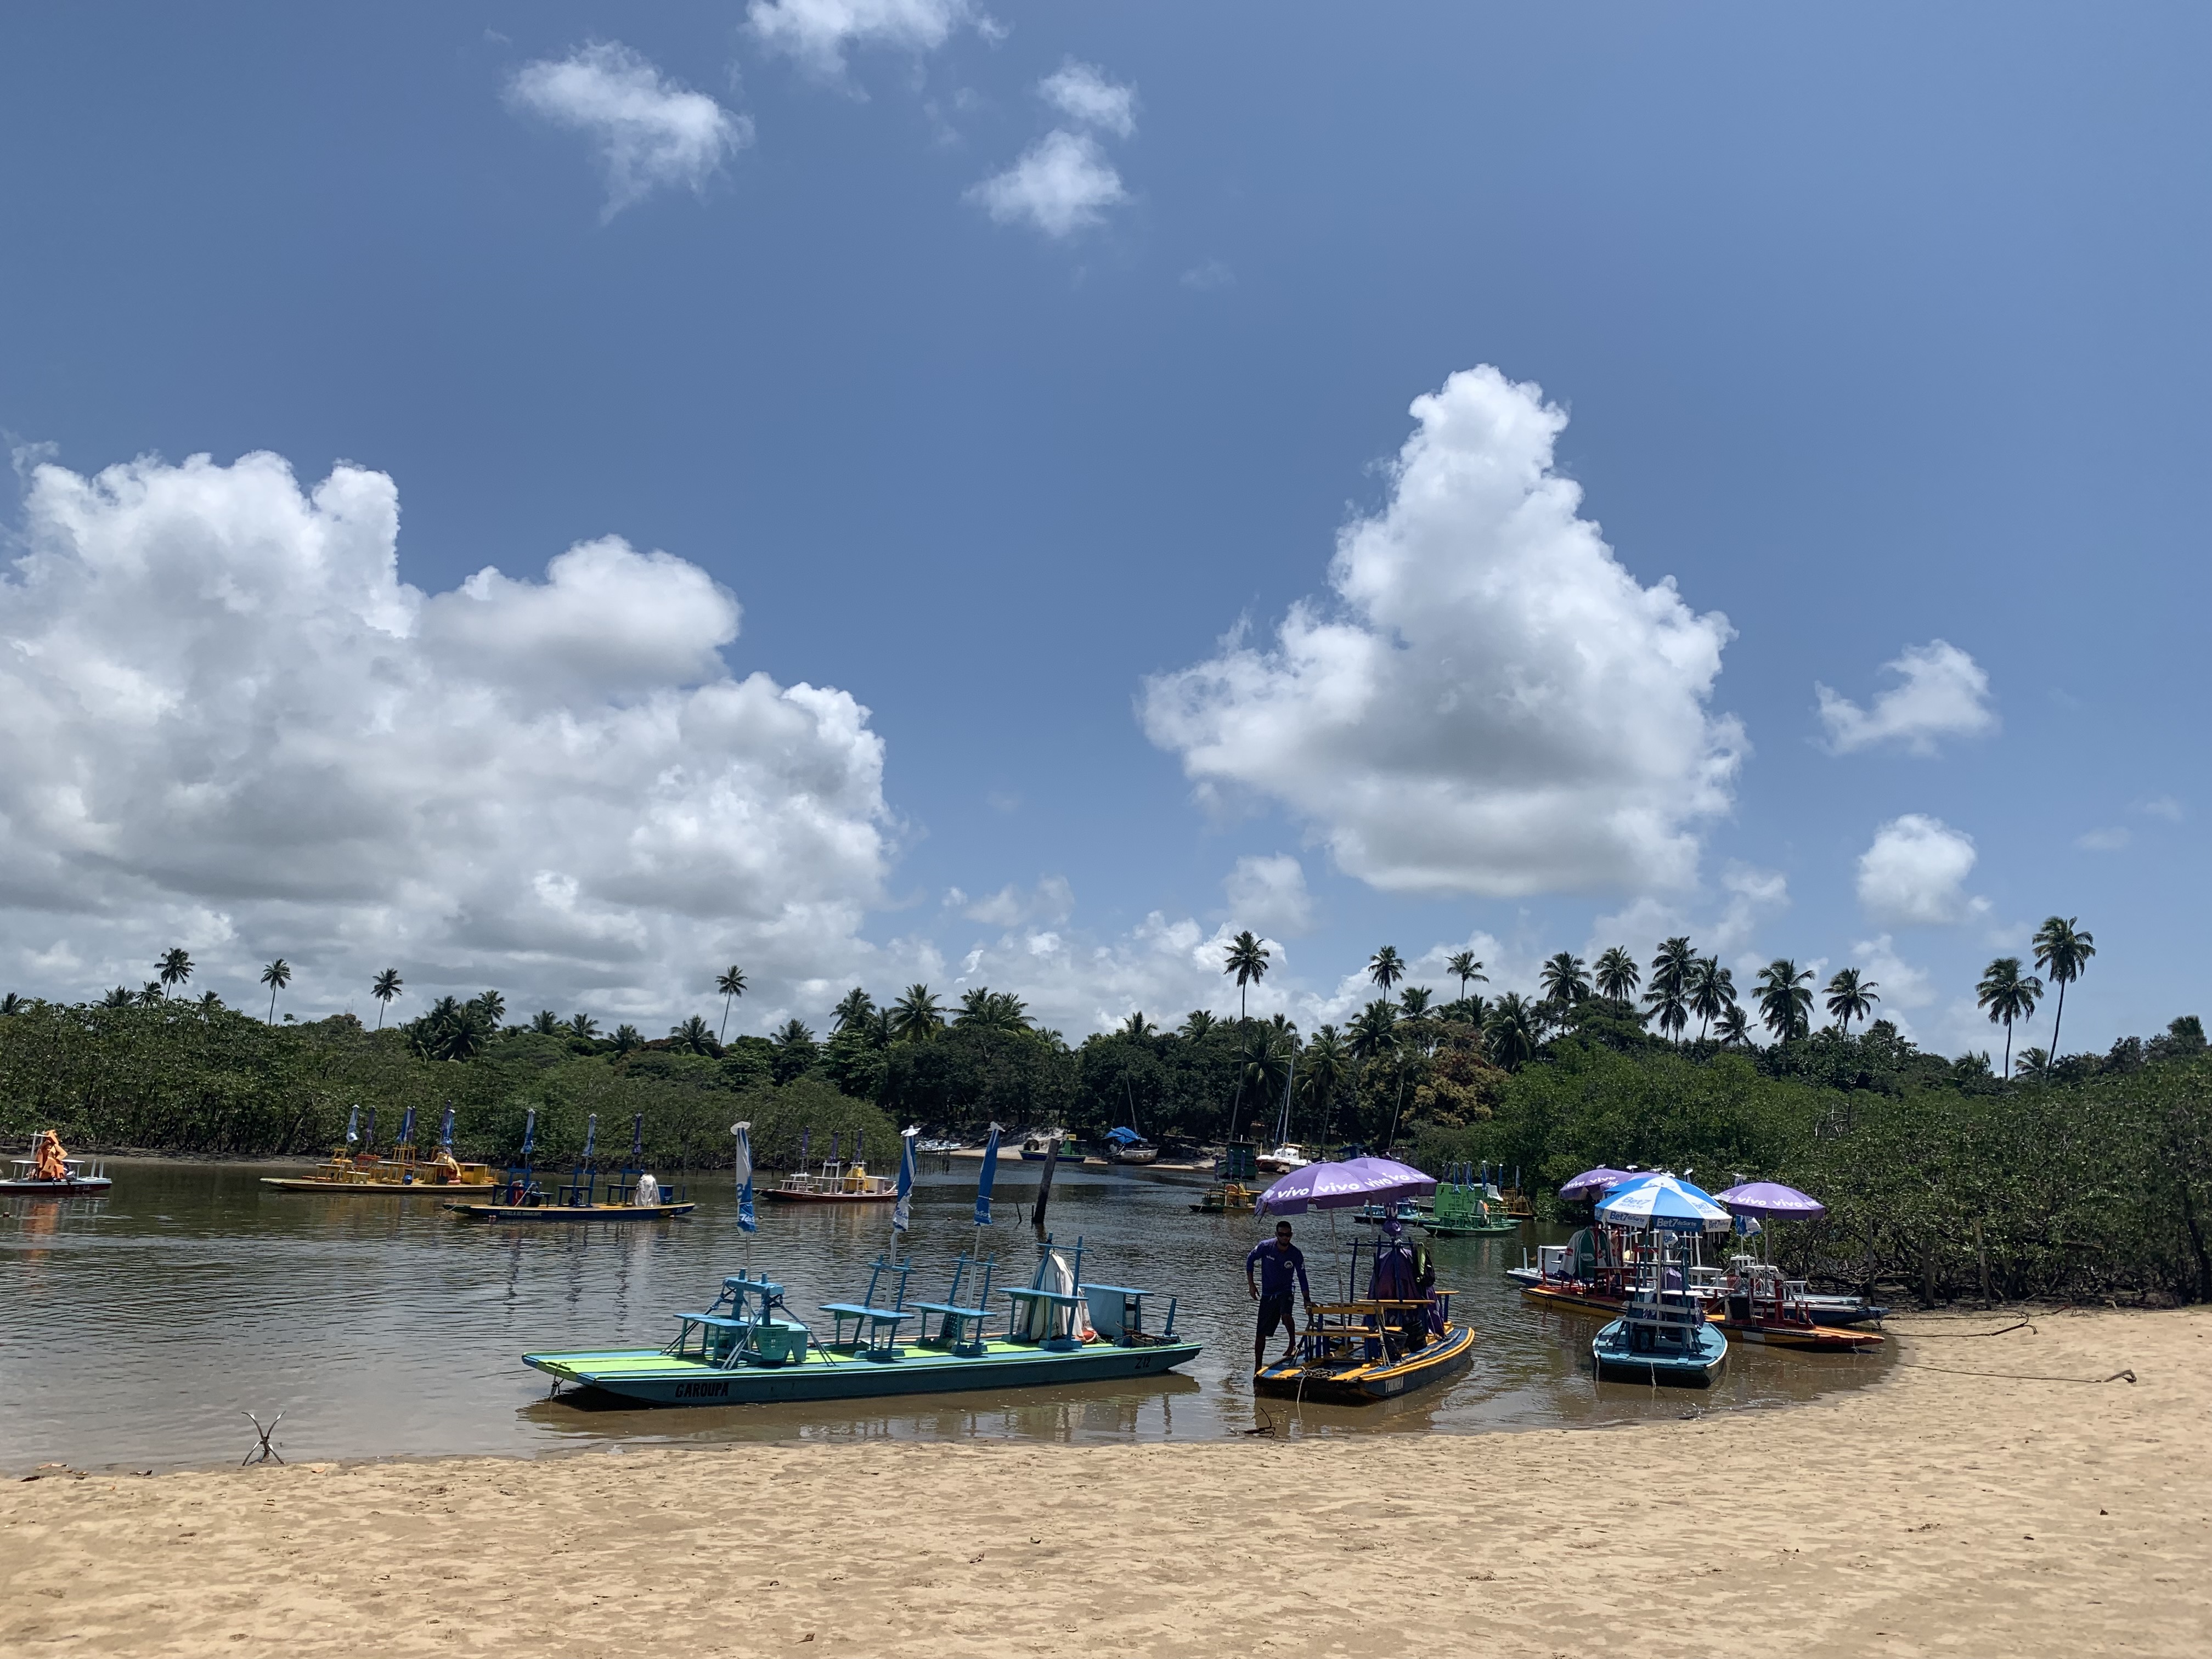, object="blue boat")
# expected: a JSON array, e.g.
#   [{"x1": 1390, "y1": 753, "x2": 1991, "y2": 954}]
[
  {"x1": 1590, "y1": 1232, "x2": 1729, "y2": 1386},
  {"x1": 524, "y1": 1239, "x2": 1201, "y2": 1406}
]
